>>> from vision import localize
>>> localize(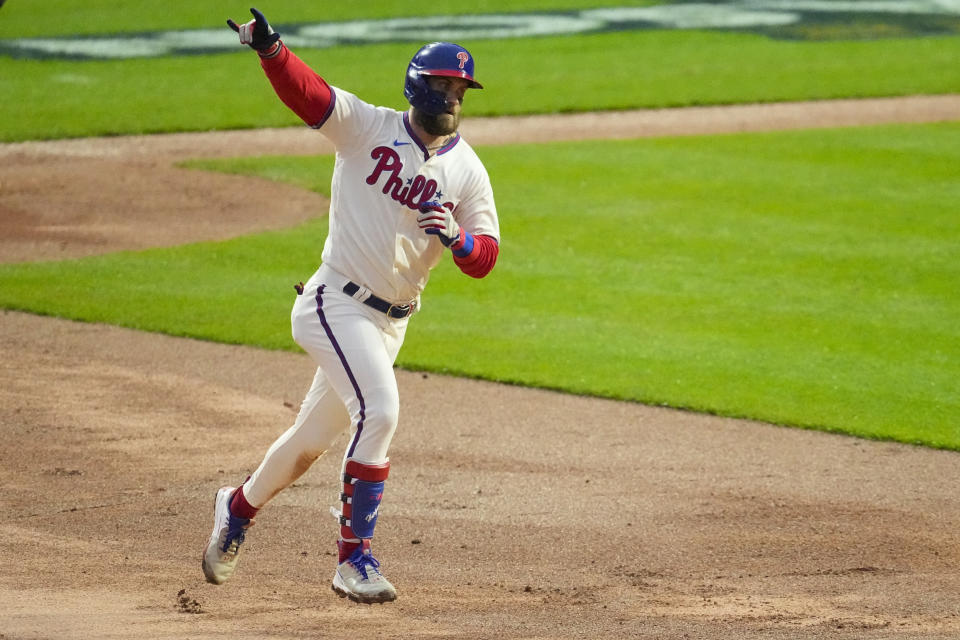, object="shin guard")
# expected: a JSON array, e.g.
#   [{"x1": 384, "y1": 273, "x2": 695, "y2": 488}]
[{"x1": 338, "y1": 459, "x2": 390, "y2": 543}]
